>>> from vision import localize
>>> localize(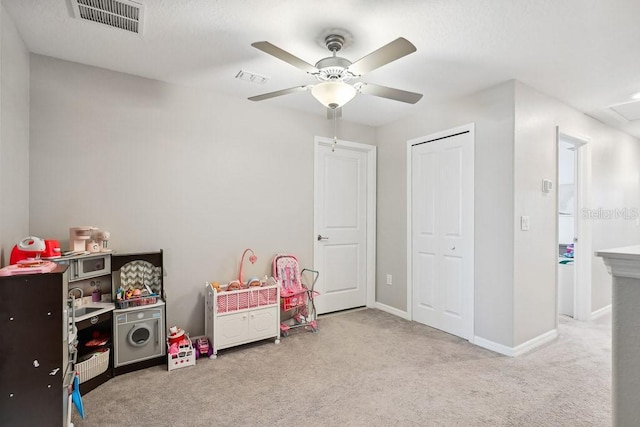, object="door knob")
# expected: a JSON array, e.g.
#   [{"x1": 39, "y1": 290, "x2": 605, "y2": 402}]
[
  {"x1": 451, "y1": 246, "x2": 456, "y2": 250},
  {"x1": 317, "y1": 234, "x2": 329, "y2": 241}
]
